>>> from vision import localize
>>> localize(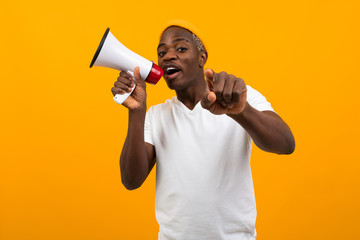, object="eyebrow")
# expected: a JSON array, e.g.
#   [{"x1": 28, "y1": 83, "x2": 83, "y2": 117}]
[{"x1": 157, "y1": 38, "x2": 190, "y2": 50}]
